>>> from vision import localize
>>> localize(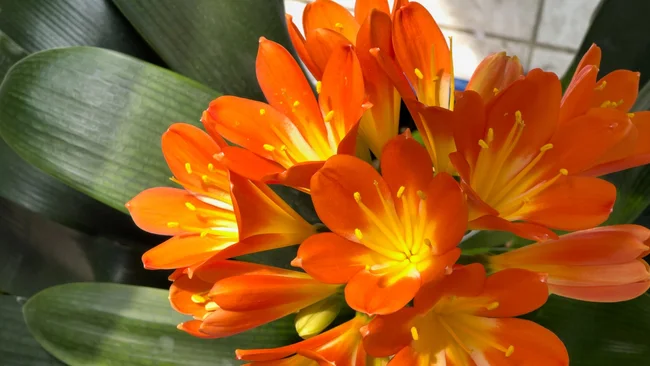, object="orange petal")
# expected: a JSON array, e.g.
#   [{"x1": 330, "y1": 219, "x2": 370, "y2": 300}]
[
  {"x1": 414, "y1": 247, "x2": 461, "y2": 285},
  {"x1": 481, "y1": 318, "x2": 568, "y2": 366},
  {"x1": 319, "y1": 44, "x2": 366, "y2": 146},
  {"x1": 469, "y1": 215, "x2": 558, "y2": 241},
  {"x1": 592, "y1": 70, "x2": 640, "y2": 112},
  {"x1": 573, "y1": 44, "x2": 601, "y2": 77},
  {"x1": 549, "y1": 279, "x2": 650, "y2": 302},
  {"x1": 295, "y1": 232, "x2": 376, "y2": 284},
  {"x1": 422, "y1": 173, "x2": 467, "y2": 254},
  {"x1": 390, "y1": 347, "x2": 423, "y2": 366},
  {"x1": 256, "y1": 38, "x2": 325, "y2": 142},
  {"x1": 380, "y1": 133, "x2": 433, "y2": 195},
  {"x1": 303, "y1": 0, "x2": 359, "y2": 43},
  {"x1": 206, "y1": 233, "x2": 309, "y2": 262},
  {"x1": 559, "y1": 65, "x2": 598, "y2": 124},
  {"x1": 169, "y1": 273, "x2": 213, "y2": 316},
  {"x1": 518, "y1": 176, "x2": 616, "y2": 231},
  {"x1": 393, "y1": 2, "x2": 450, "y2": 105},
  {"x1": 191, "y1": 259, "x2": 290, "y2": 284},
  {"x1": 126, "y1": 187, "x2": 235, "y2": 236},
  {"x1": 209, "y1": 273, "x2": 337, "y2": 312},
  {"x1": 355, "y1": 0, "x2": 390, "y2": 23},
  {"x1": 142, "y1": 235, "x2": 235, "y2": 270},
  {"x1": 361, "y1": 307, "x2": 417, "y2": 357},
  {"x1": 466, "y1": 52, "x2": 524, "y2": 103},
  {"x1": 201, "y1": 303, "x2": 302, "y2": 338},
  {"x1": 215, "y1": 146, "x2": 284, "y2": 182},
  {"x1": 178, "y1": 320, "x2": 216, "y2": 339},
  {"x1": 336, "y1": 121, "x2": 361, "y2": 156},
  {"x1": 286, "y1": 14, "x2": 320, "y2": 78},
  {"x1": 304, "y1": 28, "x2": 353, "y2": 79},
  {"x1": 266, "y1": 161, "x2": 326, "y2": 192},
  {"x1": 311, "y1": 154, "x2": 389, "y2": 238},
  {"x1": 161, "y1": 123, "x2": 229, "y2": 197},
  {"x1": 345, "y1": 268, "x2": 421, "y2": 315},
  {"x1": 414, "y1": 263, "x2": 486, "y2": 311},
  {"x1": 530, "y1": 261, "x2": 650, "y2": 287},
  {"x1": 416, "y1": 104, "x2": 456, "y2": 174},
  {"x1": 474, "y1": 268, "x2": 548, "y2": 318},
  {"x1": 452, "y1": 91, "x2": 487, "y2": 170}
]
